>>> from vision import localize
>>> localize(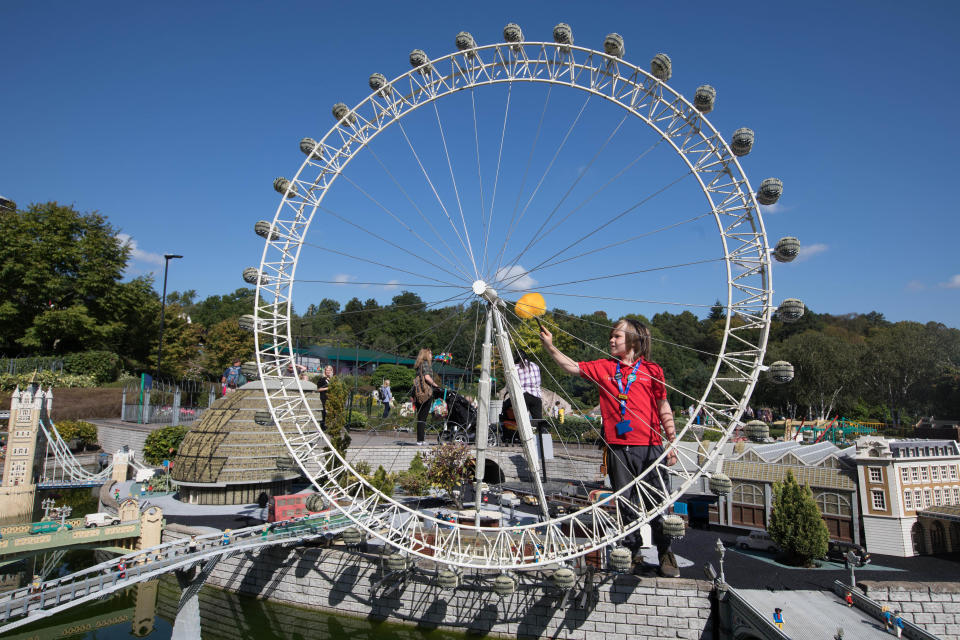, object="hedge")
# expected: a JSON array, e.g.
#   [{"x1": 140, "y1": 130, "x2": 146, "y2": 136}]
[{"x1": 63, "y1": 351, "x2": 121, "y2": 384}]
